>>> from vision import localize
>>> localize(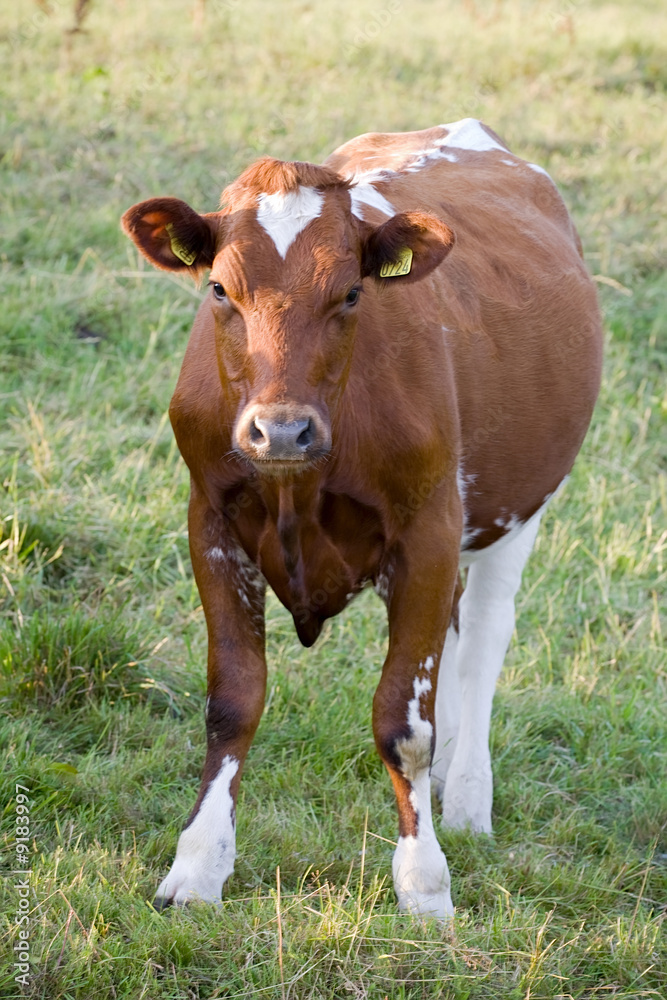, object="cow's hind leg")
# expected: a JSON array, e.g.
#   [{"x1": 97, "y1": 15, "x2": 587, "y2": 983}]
[
  {"x1": 431, "y1": 575, "x2": 463, "y2": 800},
  {"x1": 439, "y1": 508, "x2": 543, "y2": 833},
  {"x1": 430, "y1": 622, "x2": 461, "y2": 801}
]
